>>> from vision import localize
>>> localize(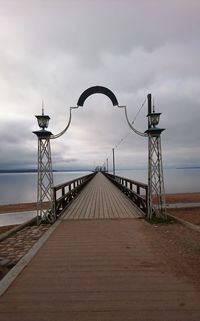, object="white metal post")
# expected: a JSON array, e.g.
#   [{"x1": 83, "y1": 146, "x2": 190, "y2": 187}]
[
  {"x1": 147, "y1": 130, "x2": 166, "y2": 220},
  {"x1": 34, "y1": 130, "x2": 55, "y2": 224}
]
